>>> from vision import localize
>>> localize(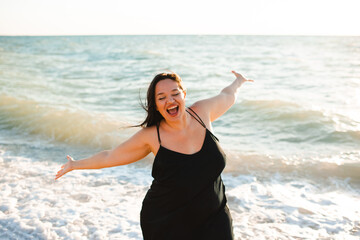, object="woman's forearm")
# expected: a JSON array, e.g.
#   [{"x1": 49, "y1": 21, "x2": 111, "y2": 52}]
[
  {"x1": 72, "y1": 150, "x2": 110, "y2": 170},
  {"x1": 221, "y1": 77, "x2": 243, "y2": 98},
  {"x1": 56, "y1": 129, "x2": 151, "y2": 180},
  {"x1": 221, "y1": 71, "x2": 252, "y2": 99}
]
